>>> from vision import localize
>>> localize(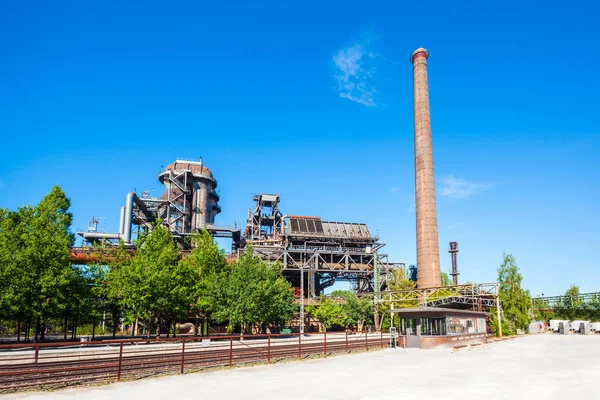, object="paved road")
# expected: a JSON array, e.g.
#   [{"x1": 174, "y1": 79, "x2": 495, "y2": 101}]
[{"x1": 8, "y1": 334, "x2": 600, "y2": 400}]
